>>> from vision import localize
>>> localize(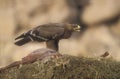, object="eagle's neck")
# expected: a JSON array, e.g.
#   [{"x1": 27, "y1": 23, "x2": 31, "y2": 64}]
[{"x1": 63, "y1": 29, "x2": 73, "y2": 39}]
